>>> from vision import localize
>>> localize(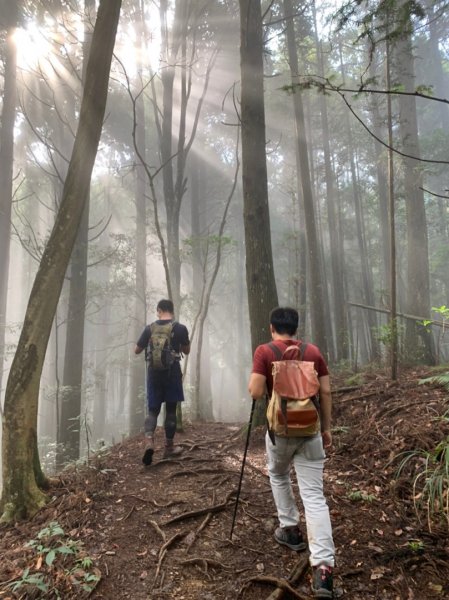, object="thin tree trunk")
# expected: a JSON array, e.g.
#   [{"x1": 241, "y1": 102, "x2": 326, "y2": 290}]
[
  {"x1": 0, "y1": 10, "x2": 17, "y2": 401},
  {"x1": 368, "y1": 51, "x2": 391, "y2": 292},
  {"x1": 129, "y1": 1, "x2": 148, "y2": 435},
  {"x1": 283, "y1": 0, "x2": 328, "y2": 357},
  {"x1": 312, "y1": 0, "x2": 347, "y2": 360},
  {"x1": 339, "y1": 43, "x2": 380, "y2": 361},
  {"x1": 284, "y1": 0, "x2": 329, "y2": 356},
  {"x1": 159, "y1": 0, "x2": 183, "y2": 311},
  {"x1": 1, "y1": 0, "x2": 121, "y2": 522},
  {"x1": 386, "y1": 36, "x2": 398, "y2": 380},
  {"x1": 58, "y1": 0, "x2": 96, "y2": 463}
]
